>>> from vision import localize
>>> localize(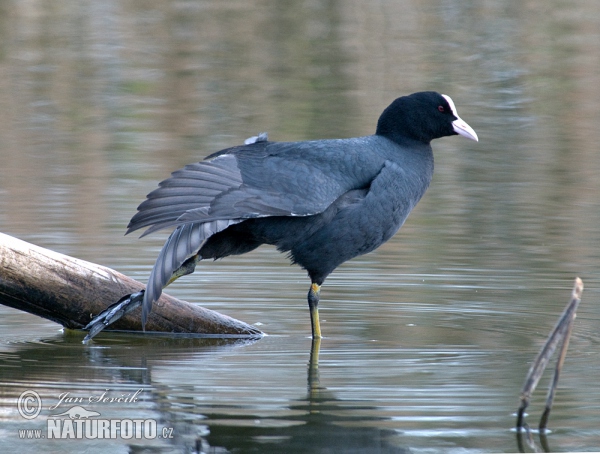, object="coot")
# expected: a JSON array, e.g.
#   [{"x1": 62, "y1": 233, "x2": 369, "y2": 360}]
[{"x1": 84, "y1": 91, "x2": 477, "y2": 342}]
